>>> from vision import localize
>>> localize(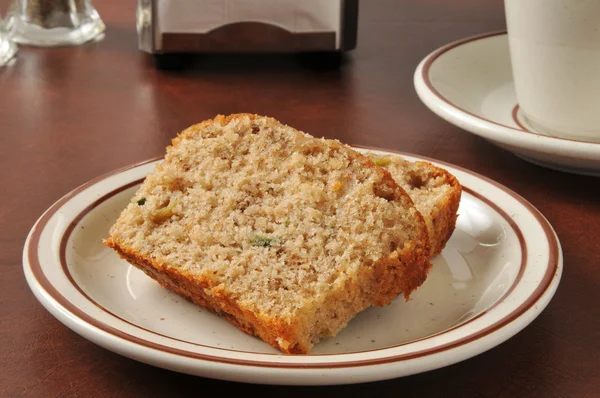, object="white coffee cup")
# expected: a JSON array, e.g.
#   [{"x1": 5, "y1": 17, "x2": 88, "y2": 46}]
[{"x1": 505, "y1": 0, "x2": 600, "y2": 142}]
